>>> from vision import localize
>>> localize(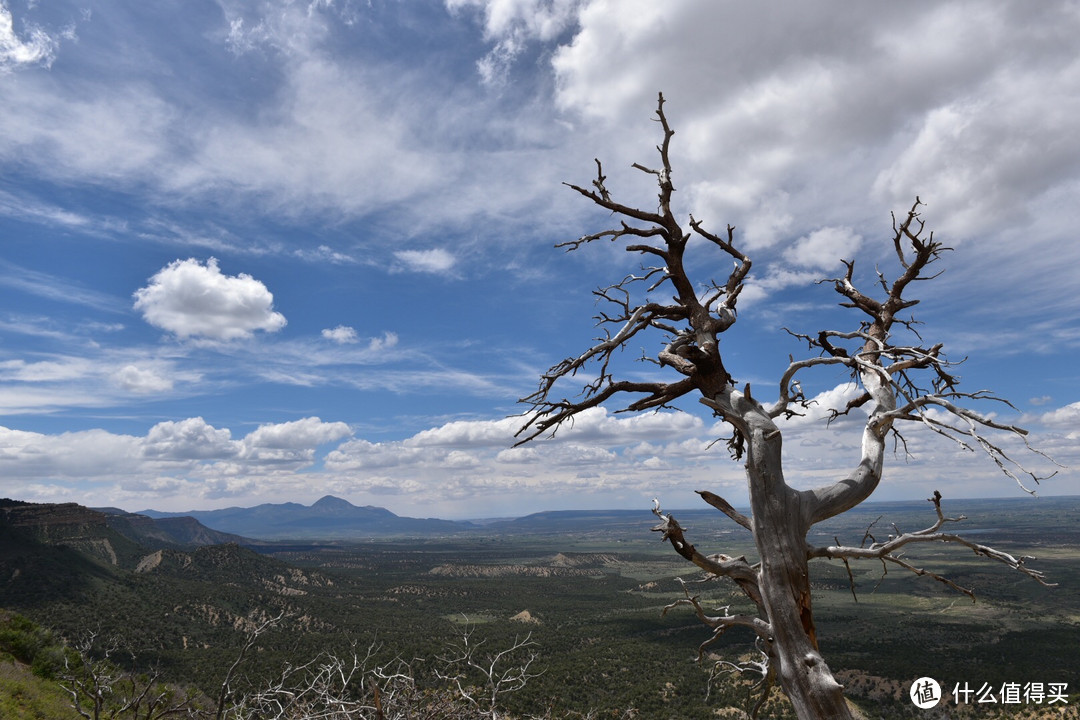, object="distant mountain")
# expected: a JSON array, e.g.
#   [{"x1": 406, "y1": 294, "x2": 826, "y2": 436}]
[{"x1": 138, "y1": 495, "x2": 475, "y2": 540}]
